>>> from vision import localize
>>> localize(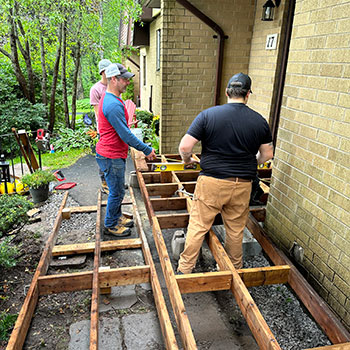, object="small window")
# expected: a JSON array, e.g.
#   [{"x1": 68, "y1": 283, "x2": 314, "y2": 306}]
[
  {"x1": 143, "y1": 55, "x2": 146, "y2": 86},
  {"x1": 156, "y1": 29, "x2": 161, "y2": 71}
]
